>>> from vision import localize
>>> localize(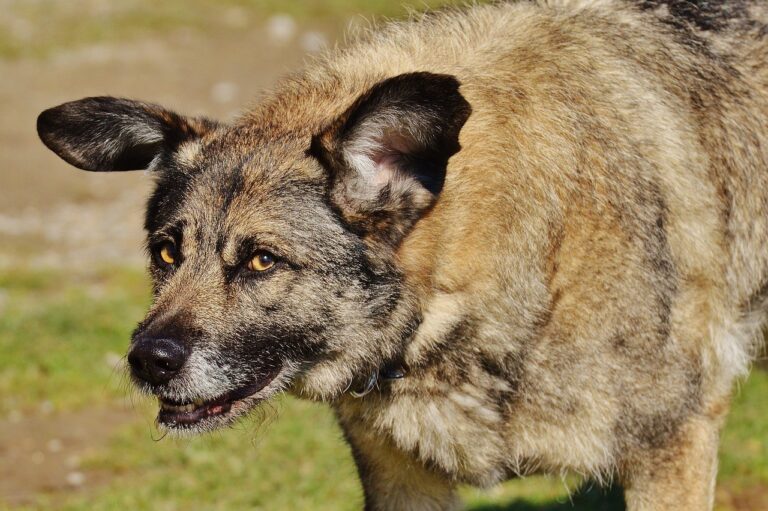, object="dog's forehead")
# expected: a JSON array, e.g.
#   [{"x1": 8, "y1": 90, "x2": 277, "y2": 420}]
[
  {"x1": 149, "y1": 131, "x2": 331, "y2": 242},
  {"x1": 177, "y1": 129, "x2": 314, "y2": 198},
  {"x1": 197, "y1": 128, "x2": 323, "y2": 188}
]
